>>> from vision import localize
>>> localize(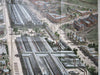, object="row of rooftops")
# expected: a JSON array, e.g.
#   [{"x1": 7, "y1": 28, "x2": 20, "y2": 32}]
[
  {"x1": 35, "y1": 1, "x2": 48, "y2": 6},
  {"x1": 70, "y1": 32, "x2": 85, "y2": 42},
  {"x1": 79, "y1": 45, "x2": 98, "y2": 66},
  {"x1": 73, "y1": 13, "x2": 98, "y2": 30},
  {"x1": 33, "y1": 0, "x2": 60, "y2": 10},
  {"x1": 81, "y1": 45, "x2": 98, "y2": 57}
]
